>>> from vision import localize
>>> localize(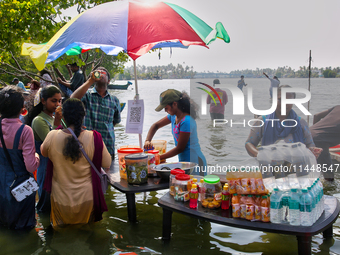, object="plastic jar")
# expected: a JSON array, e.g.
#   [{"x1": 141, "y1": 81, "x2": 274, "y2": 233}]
[
  {"x1": 125, "y1": 153, "x2": 148, "y2": 185},
  {"x1": 148, "y1": 149, "x2": 160, "y2": 173},
  {"x1": 117, "y1": 146, "x2": 143, "y2": 179},
  {"x1": 169, "y1": 169, "x2": 185, "y2": 196},
  {"x1": 144, "y1": 149, "x2": 156, "y2": 177},
  {"x1": 174, "y1": 174, "x2": 190, "y2": 201},
  {"x1": 201, "y1": 175, "x2": 222, "y2": 209}
]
